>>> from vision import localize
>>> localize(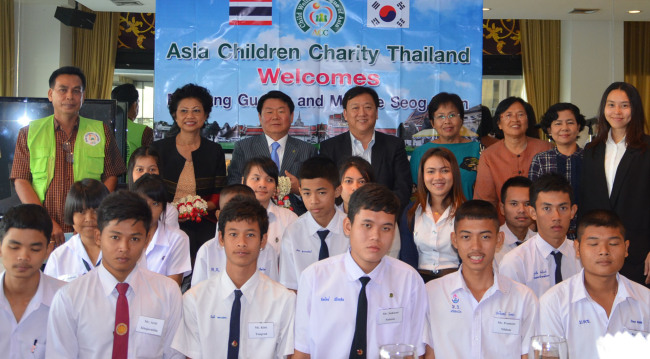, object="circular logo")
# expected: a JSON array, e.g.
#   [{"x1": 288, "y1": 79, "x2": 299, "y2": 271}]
[
  {"x1": 295, "y1": 0, "x2": 346, "y2": 36},
  {"x1": 451, "y1": 293, "x2": 460, "y2": 304},
  {"x1": 115, "y1": 323, "x2": 128, "y2": 336},
  {"x1": 379, "y1": 6, "x2": 396, "y2": 22},
  {"x1": 84, "y1": 132, "x2": 101, "y2": 146}
]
